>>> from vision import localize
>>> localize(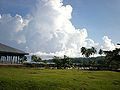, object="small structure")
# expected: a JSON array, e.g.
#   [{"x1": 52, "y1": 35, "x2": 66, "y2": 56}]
[{"x1": 0, "y1": 43, "x2": 28, "y2": 64}]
